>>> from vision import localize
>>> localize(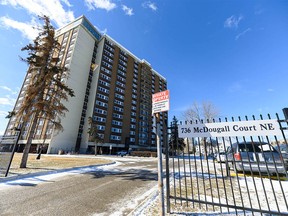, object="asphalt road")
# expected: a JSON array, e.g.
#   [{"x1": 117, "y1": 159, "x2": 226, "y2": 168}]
[{"x1": 0, "y1": 156, "x2": 159, "y2": 216}]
